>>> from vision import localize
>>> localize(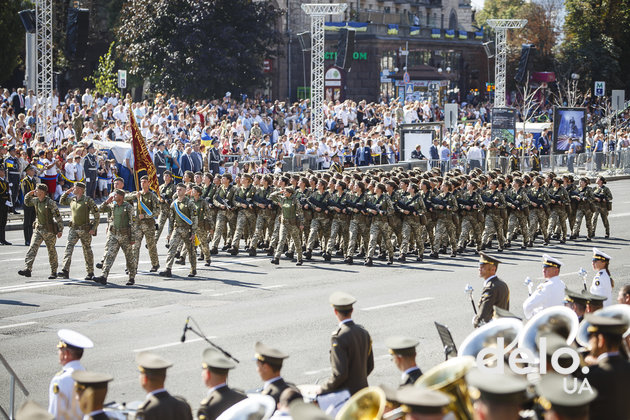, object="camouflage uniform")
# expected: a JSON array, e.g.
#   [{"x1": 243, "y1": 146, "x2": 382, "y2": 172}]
[
  {"x1": 527, "y1": 187, "x2": 550, "y2": 244},
  {"x1": 295, "y1": 187, "x2": 312, "y2": 247},
  {"x1": 387, "y1": 190, "x2": 404, "y2": 249},
  {"x1": 270, "y1": 191, "x2": 304, "y2": 261},
  {"x1": 211, "y1": 185, "x2": 236, "y2": 249},
  {"x1": 505, "y1": 187, "x2": 531, "y2": 246},
  {"x1": 250, "y1": 186, "x2": 277, "y2": 251},
  {"x1": 571, "y1": 186, "x2": 594, "y2": 239},
  {"x1": 433, "y1": 192, "x2": 458, "y2": 254},
  {"x1": 366, "y1": 194, "x2": 395, "y2": 259},
  {"x1": 155, "y1": 181, "x2": 176, "y2": 242},
  {"x1": 59, "y1": 191, "x2": 100, "y2": 274},
  {"x1": 547, "y1": 186, "x2": 570, "y2": 241},
  {"x1": 23, "y1": 194, "x2": 64, "y2": 274},
  {"x1": 590, "y1": 185, "x2": 612, "y2": 237},
  {"x1": 481, "y1": 189, "x2": 507, "y2": 249},
  {"x1": 127, "y1": 190, "x2": 161, "y2": 269},
  {"x1": 306, "y1": 190, "x2": 331, "y2": 252},
  {"x1": 99, "y1": 200, "x2": 136, "y2": 279},
  {"x1": 346, "y1": 193, "x2": 370, "y2": 257},
  {"x1": 457, "y1": 190, "x2": 484, "y2": 252},
  {"x1": 399, "y1": 193, "x2": 427, "y2": 258},
  {"x1": 422, "y1": 191, "x2": 437, "y2": 248},
  {"x1": 565, "y1": 182, "x2": 578, "y2": 229},
  {"x1": 231, "y1": 185, "x2": 257, "y2": 251},
  {"x1": 326, "y1": 192, "x2": 351, "y2": 257},
  {"x1": 202, "y1": 182, "x2": 218, "y2": 236},
  {"x1": 166, "y1": 196, "x2": 198, "y2": 272},
  {"x1": 193, "y1": 196, "x2": 213, "y2": 265}
]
